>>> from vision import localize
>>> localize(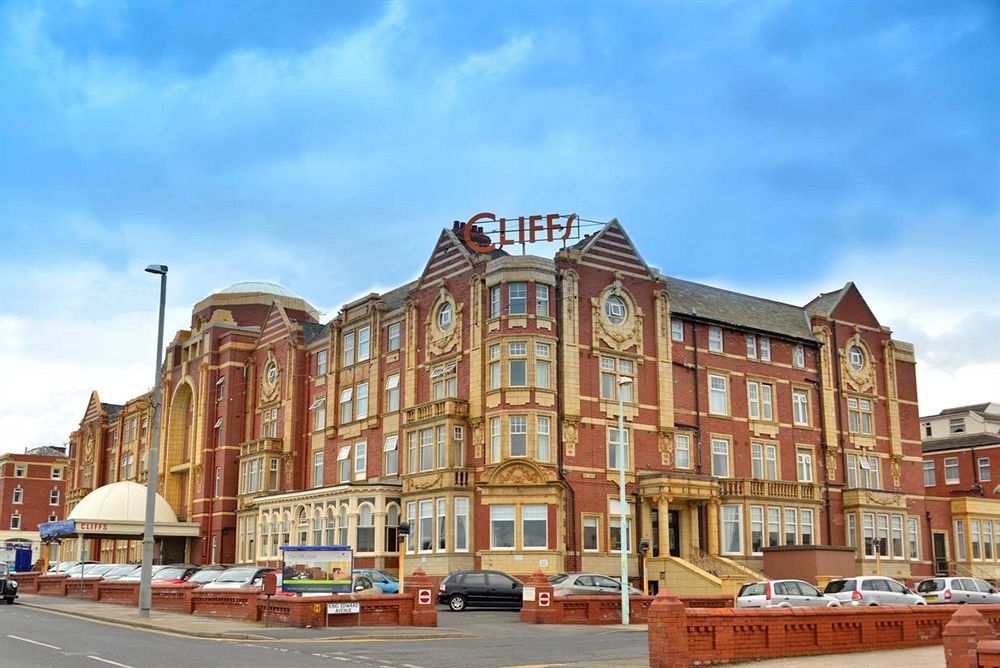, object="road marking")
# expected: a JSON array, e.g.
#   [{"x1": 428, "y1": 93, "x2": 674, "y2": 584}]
[
  {"x1": 88, "y1": 657, "x2": 134, "y2": 668},
  {"x1": 8, "y1": 635, "x2": 62, "y2": 650}
]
